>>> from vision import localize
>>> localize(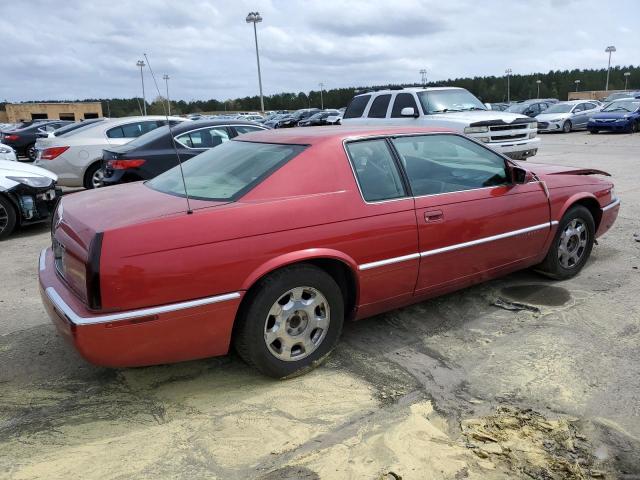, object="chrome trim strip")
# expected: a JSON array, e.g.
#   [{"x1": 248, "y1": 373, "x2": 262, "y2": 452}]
[
  {"x1": 45, "y1": 287, "x2": 241, "y2": 326},
  {"x1": 551, "y1": 220, "x2": 559, "y2": 226},
  {"x1": 602, "y1": 197, "x2": 620, "y2": 212},
  {"x1": 420, "y1": 222, "x2": 552, "y2": 258},
  {"x1": 359, "y1": 252, "x2": 420, "y2": 271},
  {"x1": 39, "y1": 248, "x2": 47, "y2": 272}
]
